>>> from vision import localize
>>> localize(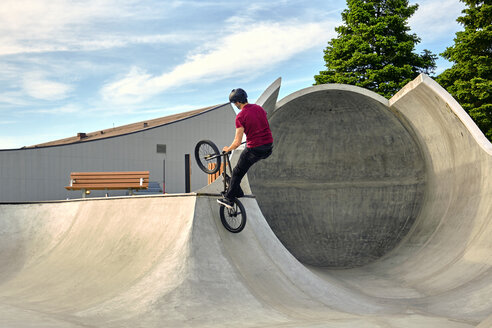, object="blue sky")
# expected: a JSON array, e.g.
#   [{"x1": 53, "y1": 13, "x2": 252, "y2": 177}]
[{"x1": 0, "y1": 0, "x2": 465, "y2": 149}]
